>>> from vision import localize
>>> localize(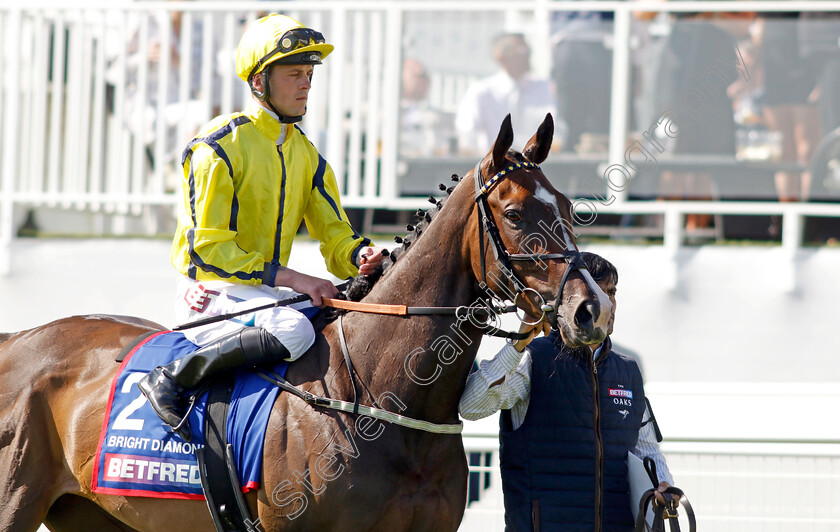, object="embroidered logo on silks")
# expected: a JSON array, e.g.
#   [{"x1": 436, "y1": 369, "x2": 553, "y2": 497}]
[
  {"x1": 184, "y1": 283, "x2": 220, "y2": 313},
  {"x1": 609, "y1": 387, "x2": 633, "y2": 407}
]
